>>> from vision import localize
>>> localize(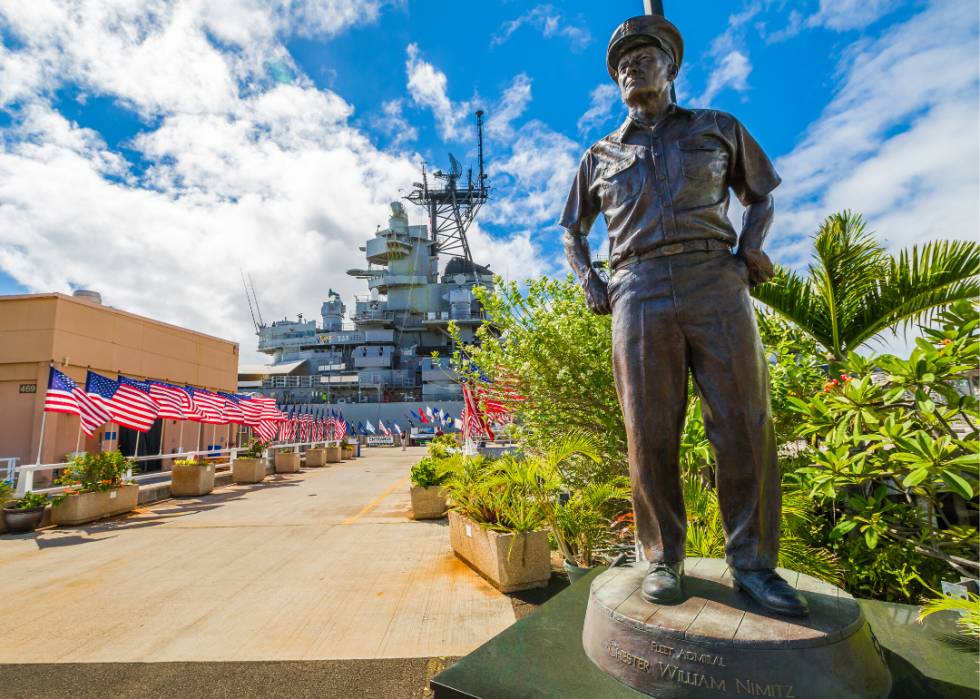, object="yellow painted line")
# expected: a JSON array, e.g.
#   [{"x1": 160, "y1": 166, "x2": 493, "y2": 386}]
[{"x1": 342, "y1": 473, "x2": 411, "y2": 525}]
